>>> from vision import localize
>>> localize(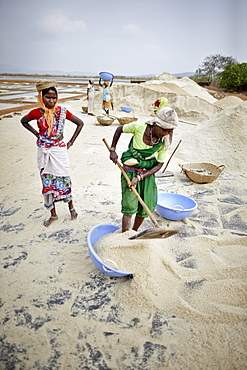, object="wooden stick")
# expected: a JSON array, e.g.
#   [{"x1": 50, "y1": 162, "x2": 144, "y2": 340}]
[
  {"x1": 179, "y1": 120, "x2": 197, "y2": 126},
  {"x1": 162, "y1": 139, "x2": 182, "y2": 173}
]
